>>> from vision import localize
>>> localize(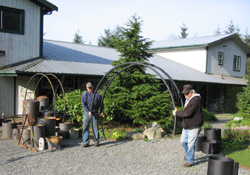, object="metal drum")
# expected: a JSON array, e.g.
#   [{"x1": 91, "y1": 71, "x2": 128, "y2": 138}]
[
  {"x1": 19, "y1": 126, "x2": 31, "y2": 145},
  {"x1": 37, "y1": 96, "x2": 49, "y2": 111},
  {"x1": 202, "y1": 140, "x2": 221, "y2": 154},
  {"x1": 204, "y1": 128, "x2": 221, "y2": 141},
  {"x1": 2, "y1": 121, "x2": 17, "y2": 138},
  {"x1": 40, "y1": 110, "x2": 55, "y2": 118},
  {"x1": 30, "y1": 124, "x2": 46, "y2": 148},
  {"x1": 38, "y1": 117, "x2": 56, "y2": 136},
  {"x1": 195, "y1": 134, "x2": 206, "y2": 151},
  {"x1": 23, "y1": 99, "x2": 40, "y2": 125},
  {"x1": 12, "y1": 128, "x2": 20, "y2": 140}
]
